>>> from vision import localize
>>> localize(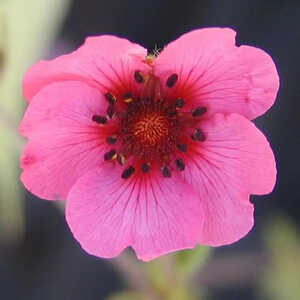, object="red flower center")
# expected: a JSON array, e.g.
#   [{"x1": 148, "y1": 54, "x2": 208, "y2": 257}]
[
  {"x1": 119, "y1": 99, "x2": 181, "y2": 164},
  {"x1": 133, "y1": 113, "x2": 169, "y2": 147},
  {"x1": 93, "y1": 72, "x2": 207, "y2": 179}
]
